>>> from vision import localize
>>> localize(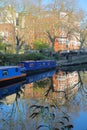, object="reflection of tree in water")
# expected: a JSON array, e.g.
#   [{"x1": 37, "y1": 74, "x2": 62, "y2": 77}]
[
  {"x1": 72, "y1": 71, "x2": 87, "y2": 110},
  {"x1": 30, "y1": 70, "x2": 87, "y2": 130},
  {"x1": 0, "y1": 85, "x2": 28, "y2": 130},
  {"x1": 45, "y1": 71, "x2": 80, "y2": 102},
  {"x1": 29, "y1": 103, "x2": 73, "y2": 130},
  {"x1": 28, "y1": 73, "x2": 77, "y2": 130},
  {"x1": 0, "y1": 70, "x2": 87, "y2": 130}
]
